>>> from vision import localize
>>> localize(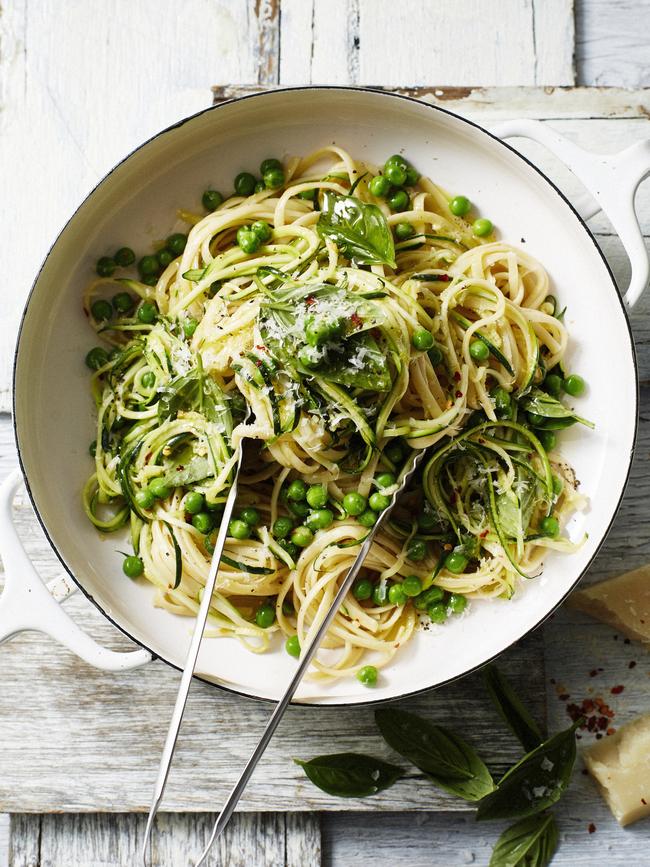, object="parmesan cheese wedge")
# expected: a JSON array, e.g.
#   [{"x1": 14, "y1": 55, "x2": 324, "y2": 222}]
[
  {"x1": 584, "y1": 712, "x2": 650, "y2": 826},
  {"x1": 569, "y1": 565, "x2": 650, "y2": 645}
]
